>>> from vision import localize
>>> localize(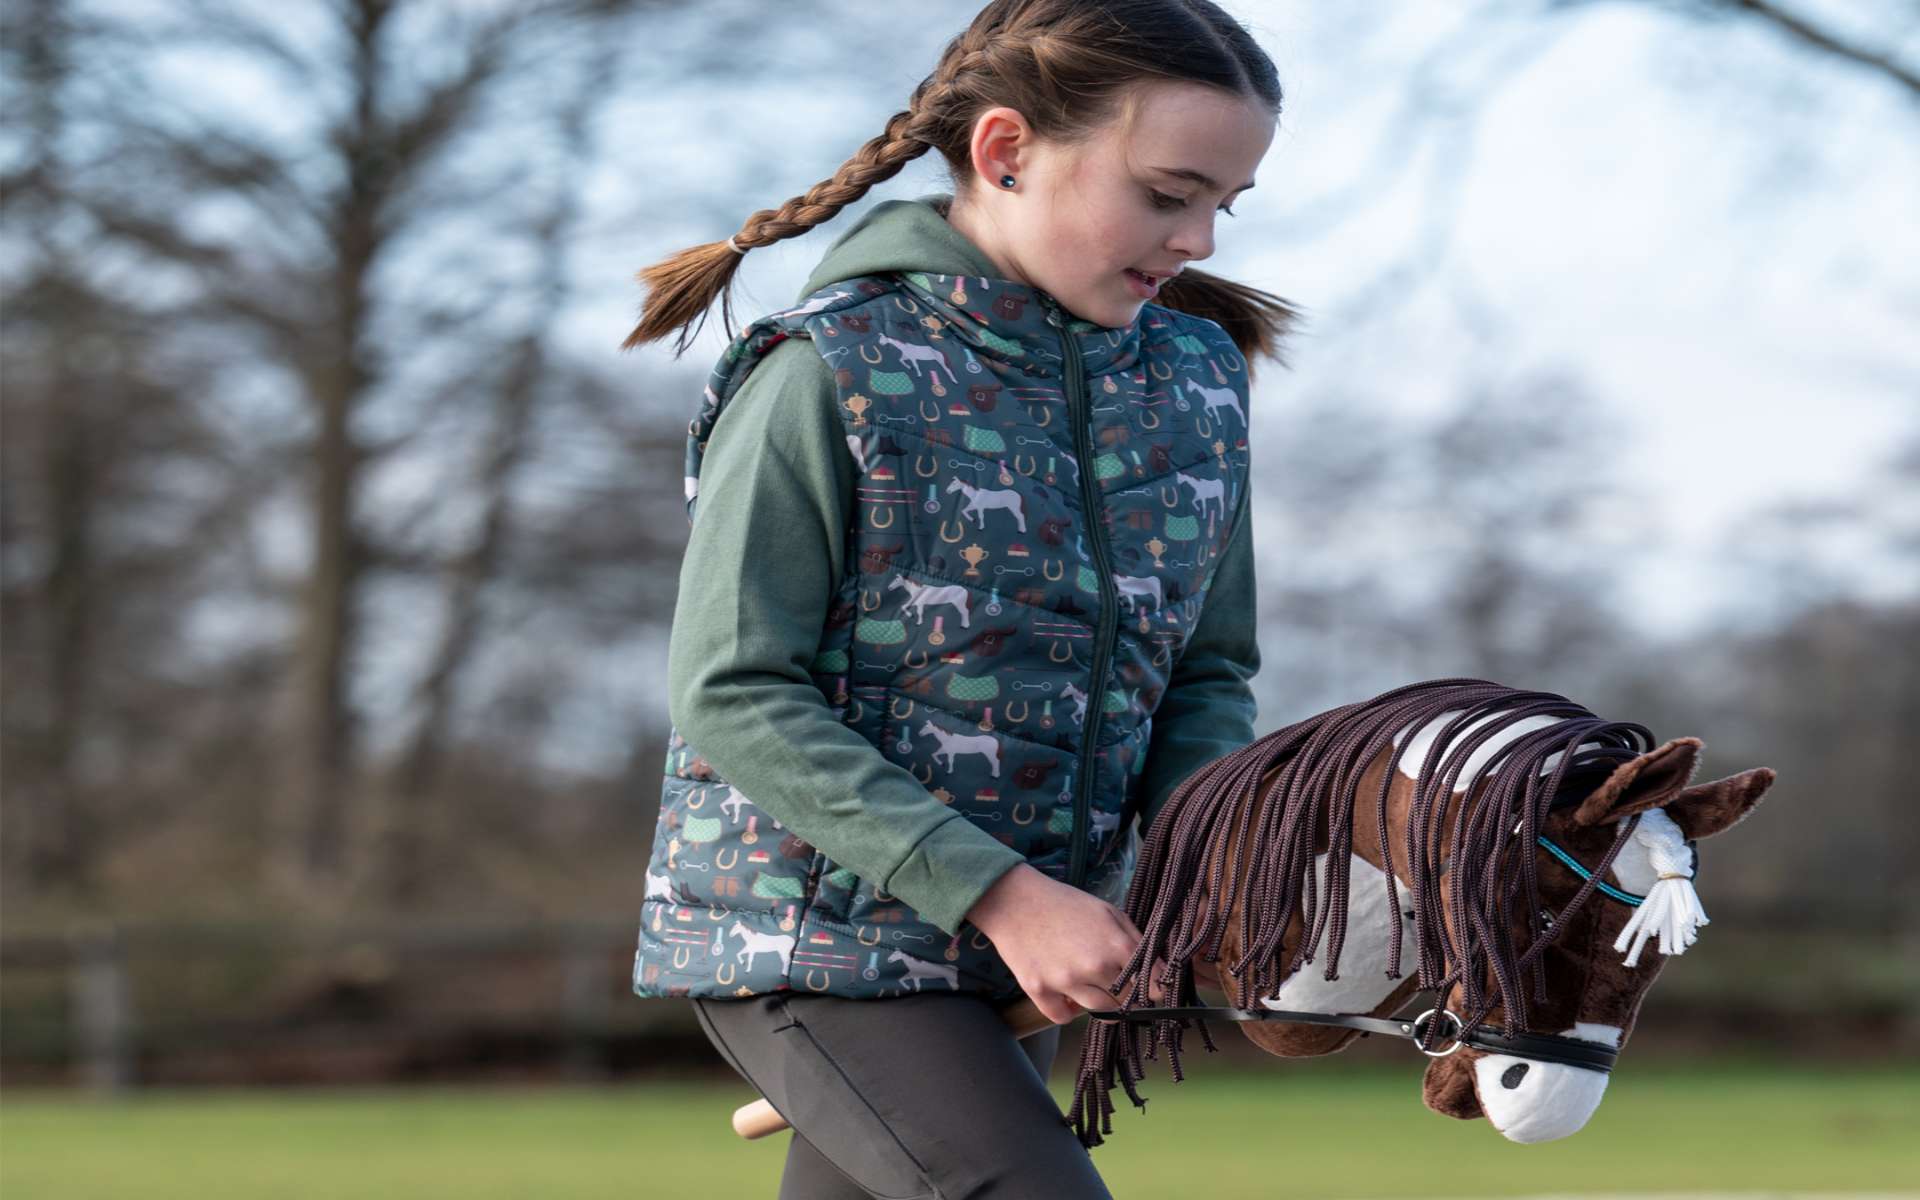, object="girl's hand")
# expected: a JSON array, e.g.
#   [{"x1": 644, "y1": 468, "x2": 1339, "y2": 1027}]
[{"x1": 963, "y1": 863, "x2": 1170, "y2": 1025}]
